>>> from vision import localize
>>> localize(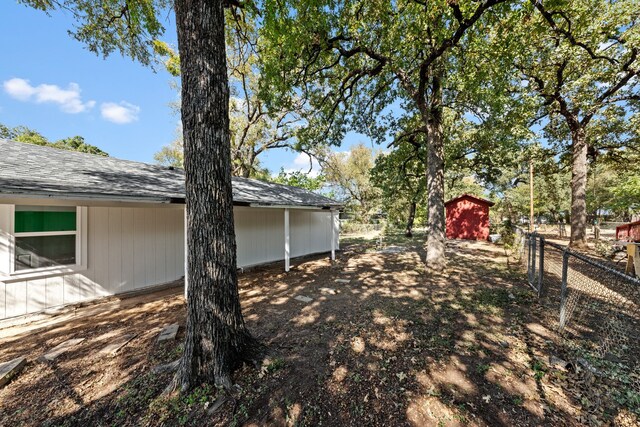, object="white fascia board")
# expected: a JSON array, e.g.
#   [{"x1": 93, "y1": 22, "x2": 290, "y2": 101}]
[
  {"x1": 0, "y1": 194, "x2": 184, "y2": 208},
  {"x1": 248, "y1": 203, "x2": 334, "y2": 210}
]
